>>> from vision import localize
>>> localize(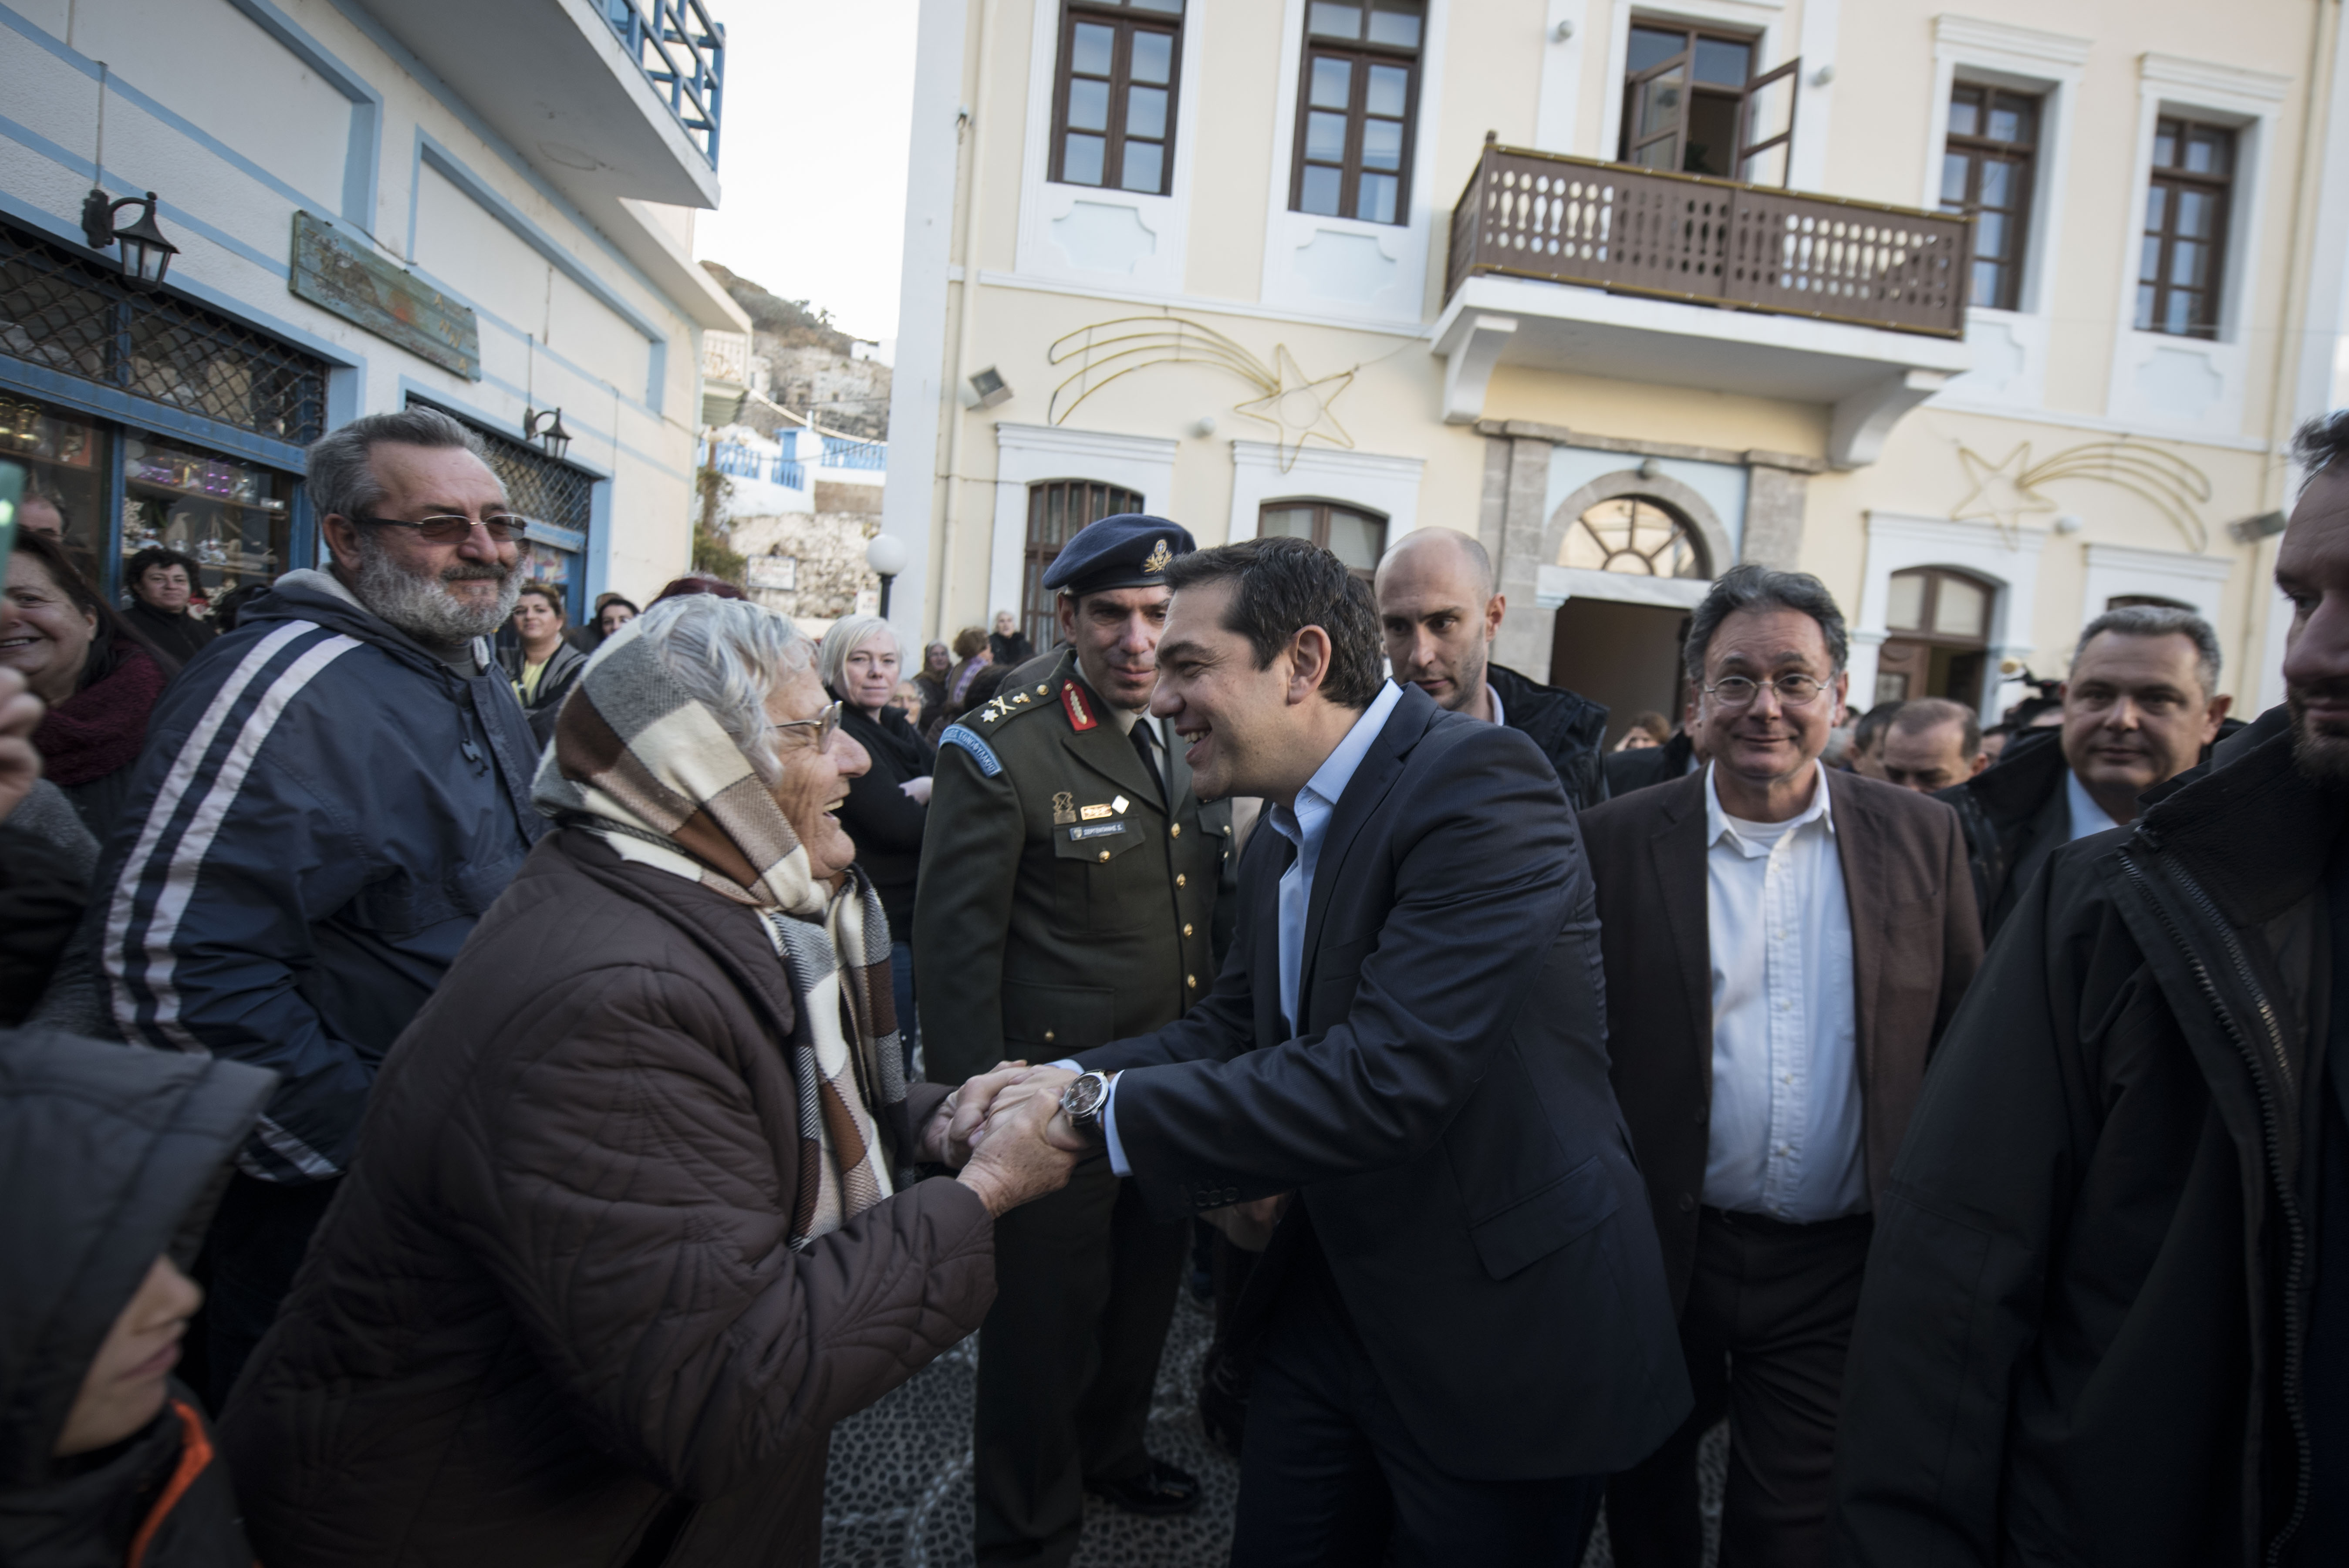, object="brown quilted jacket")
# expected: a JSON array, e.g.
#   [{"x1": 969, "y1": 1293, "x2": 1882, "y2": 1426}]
[{"x1": 217, "y1": 829, "x2": 995, "y2": 1566}]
